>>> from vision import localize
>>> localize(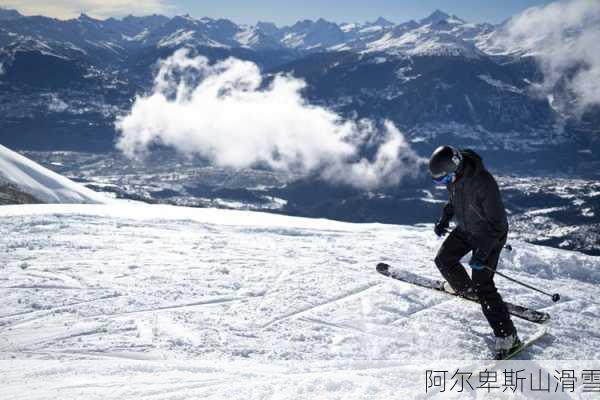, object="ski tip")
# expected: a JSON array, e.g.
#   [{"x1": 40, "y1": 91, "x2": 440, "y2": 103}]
[
  {"x1": 539, "y1": 314, "x2": 551, "y2": 323},
  {"x1": 532, "y1": 312, "x2": 551, "y2": 324},
  {"x1": 376, "y1": 263, "x2": 389, "y2": 273}
]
